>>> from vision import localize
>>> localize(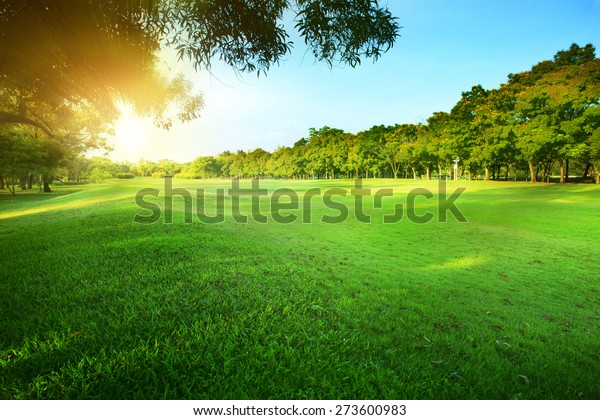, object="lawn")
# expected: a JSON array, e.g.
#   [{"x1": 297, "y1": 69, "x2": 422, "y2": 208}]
[{"x1": 0, "y1": 178, "x2": 598, "y2": 399}]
